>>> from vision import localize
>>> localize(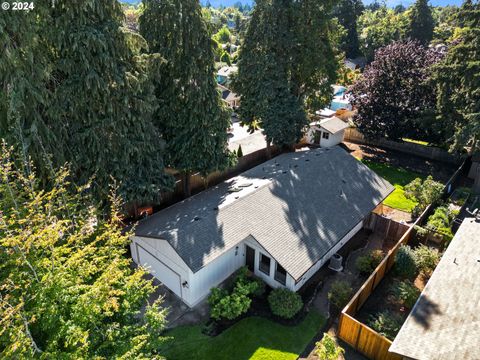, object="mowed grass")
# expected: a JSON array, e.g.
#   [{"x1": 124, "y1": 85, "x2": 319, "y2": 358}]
[
  {"x1": 161, "y1": 311, "x2": 325, "y2": 360},
  {"x1": 360, "y1": 159, "x2": 425, "y2": 213}
]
